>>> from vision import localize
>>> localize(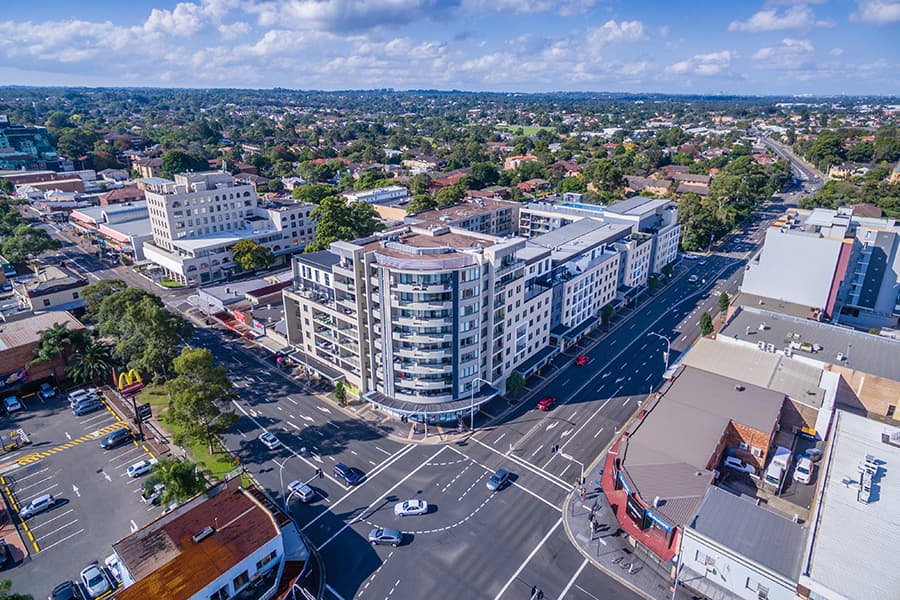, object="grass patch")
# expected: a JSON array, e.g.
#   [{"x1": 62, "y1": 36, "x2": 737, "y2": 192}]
[
  {"x1": 160, "y1": 278, "x2": 185, "y2": 289},
  {"x1": 141, "y1": 383, "x2": 237, "y2": 481},
  {"x1": 497, "y1": 125, "x2": 553, "y2": 136}
]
